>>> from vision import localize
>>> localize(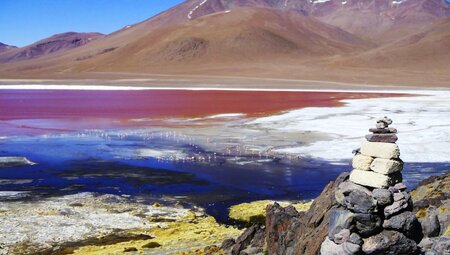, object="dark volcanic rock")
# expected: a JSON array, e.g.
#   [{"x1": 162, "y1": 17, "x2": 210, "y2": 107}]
[
  {"x1": 418, "y1": 207, "x2": 441, "y2": 238},
  {"x1": 265, "y1": 203, "x2": 301, "y2": 255},
  {"x1": 335, "y1": 181, "x2": 377, "y2": 214},
  {"x1": 353, "y1": 213, "x2": 383, "y2": 238},
  {"x1": 221, "y1": 238, "x2": 235, "y2": 251},
  {"x1": 383, "y1": 211, "x2": 423, "y2": 243},
  {"x1": 365, "y1": 134, "x2": 398, "y2": 143},
  {"x1": 411, "y1": 172, "x2": 450, "y2": 210},
  {"x1": 328, "y1": 209, "x2": 354, "y2": 240},
  {"x1": 384, "y1": 196, "x2": 412, "y2": 218},
  {"x1": 431, "y1": 237, "x2": 450, "y2": 254},
  {"x1": 411, "y1": 172, "x2": 450, "y2": 238},
  {"x1": 362, "y1": 230, "x2": 420, "y2": 255},
  {"x1": 348, "y1": 233, "x2": 363, "y2": 246},
  {"x1": 265, "y1": 172, "x2": 350, "y2": 255},
  {"x1": 230, "y1": 224, "x2": 265, "y2": 255},
  {"x1": 369, "y1": 128, "x2": 397, "y2": 134},
  {"x1": 372, "y1": 188, "x2": 393, "y2": 207}
]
